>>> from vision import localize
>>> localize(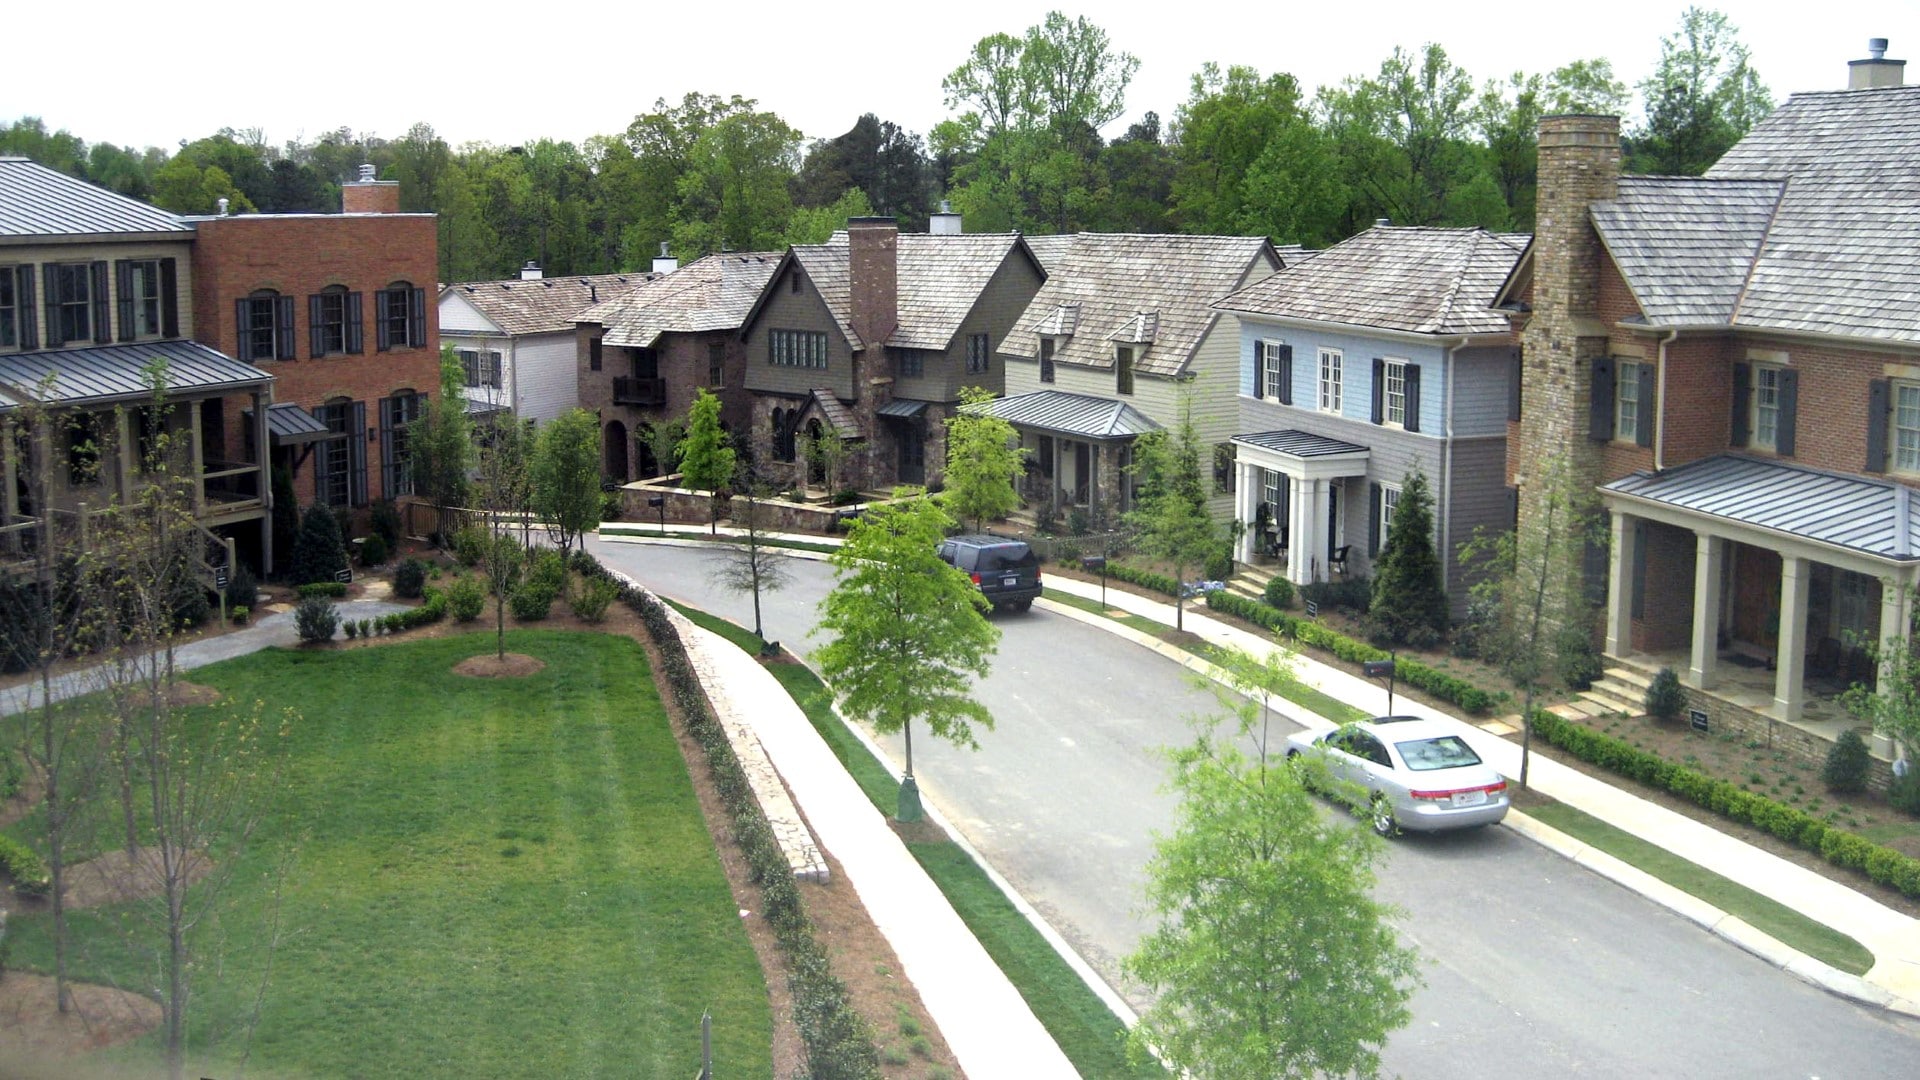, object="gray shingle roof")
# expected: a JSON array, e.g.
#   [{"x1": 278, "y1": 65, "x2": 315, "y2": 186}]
[
  {"x1": 1605, "y1": 453, "x2": 1920, "y2": 561},
  {"x1": 1020, "y1": 234, "x2": 1077, "y2": 272},
  {"x1": 970, "y1": 389, "x2": 1161, "y2": 440},
  {"x1": 0, "y1": 341, "x2": 272, "y2": 406},
  {"x1": 810, "y1": 390, "x2": 862, "y2": 439},
  {"x1": 581, "y1": 253, "x2": 780, "y2": 347},
  {"x1": 1215, "y1": 226, "x2": 1526, "y2": 337},
  {"x1": 1003, "y1": 234, "x2": 1278, "y2": 378},
  {"x1": 1591, "y1": 85, "x2": 1920, "y2": 344},
  {"x1": 448, "y1": 272, "x2": 657, "y2": 336},
  {"x1": 0, "y1": 156, "x2": 190, "y2": 239},
  {"x1": 787, "y1": 232, "x2": 1033, "y2": 351}
]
